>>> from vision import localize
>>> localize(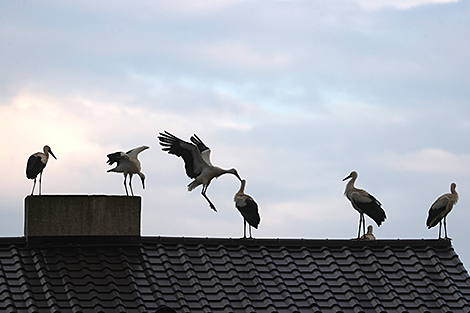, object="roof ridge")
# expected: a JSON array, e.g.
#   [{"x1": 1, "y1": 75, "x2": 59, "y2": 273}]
[{"x1": 0, "y1": 236, "x2": 454, "y2": 248}]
